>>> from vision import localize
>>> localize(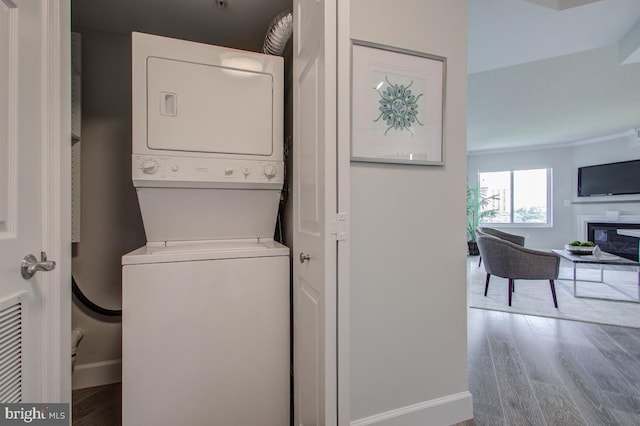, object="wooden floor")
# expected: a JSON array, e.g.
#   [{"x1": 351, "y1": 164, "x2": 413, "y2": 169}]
[
  {"x1": 72, "y1": 382, "x2": 121, "y2": 426},
  {"x1": 72, "y1": 309, "x2": 640, "y2": 425},
  {"x1": 468, "y1": 308, "x2": 640, "y2": 426}
]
